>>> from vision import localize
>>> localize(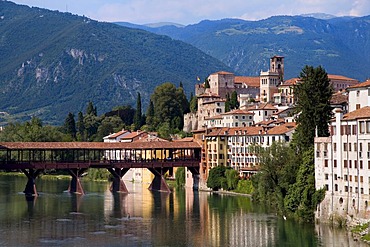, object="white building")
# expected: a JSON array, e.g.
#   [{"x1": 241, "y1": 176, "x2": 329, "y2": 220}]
[{"x1": 315, "y1": 79, "x2": 370, "y2": 220}]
